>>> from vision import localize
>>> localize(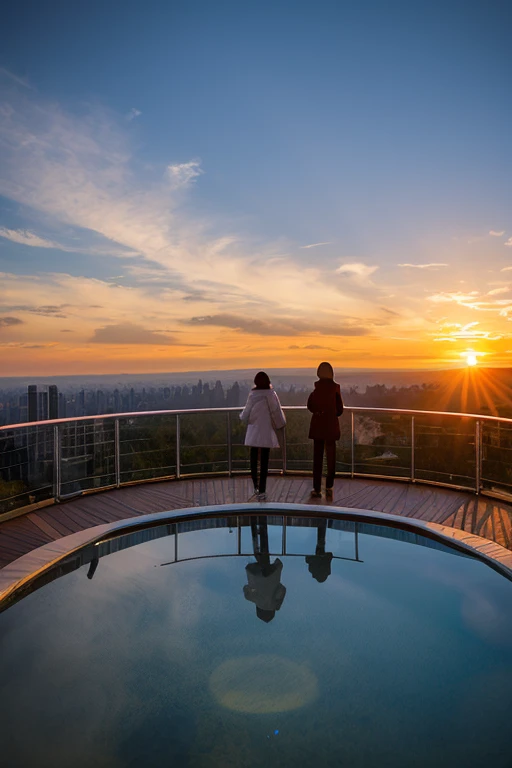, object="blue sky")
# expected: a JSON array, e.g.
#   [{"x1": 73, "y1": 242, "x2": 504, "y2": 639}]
[{"x1": 0, "y1": 0, "x2": 511, "y2": 374}]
